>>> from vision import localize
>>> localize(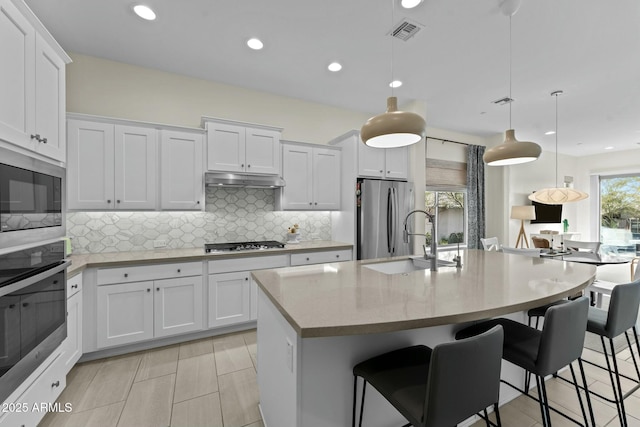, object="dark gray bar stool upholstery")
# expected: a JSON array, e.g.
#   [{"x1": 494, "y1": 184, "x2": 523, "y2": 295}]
[
  {"x1": 352, "y1": 325, "x2": 504, "y2": 427},
  {"x1": 455, "y1": 296, "x2": 593, "y2": 427},
  {"x1": 583, "y1": 279, "x2": 640, "y2": 427}
]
